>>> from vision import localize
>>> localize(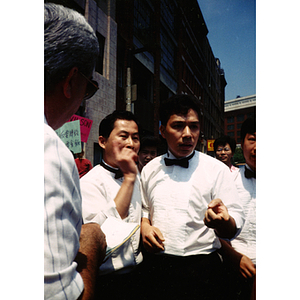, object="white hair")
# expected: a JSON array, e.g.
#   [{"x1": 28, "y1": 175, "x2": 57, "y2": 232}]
[{"x1": 44, "y1": 3, "x2": 99, "y2": 92}]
